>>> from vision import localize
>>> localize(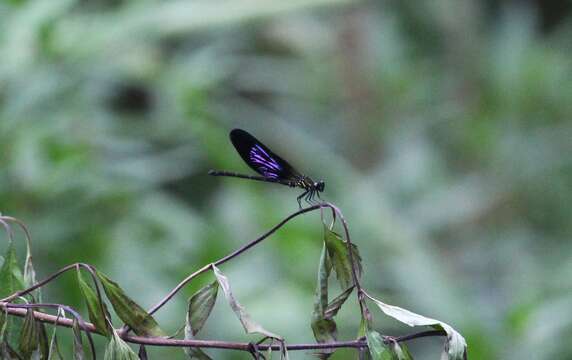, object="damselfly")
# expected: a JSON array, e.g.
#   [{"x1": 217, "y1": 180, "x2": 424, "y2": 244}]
[{"x1": 208, "y1": 129, "x2": 325, "y2": 207}]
